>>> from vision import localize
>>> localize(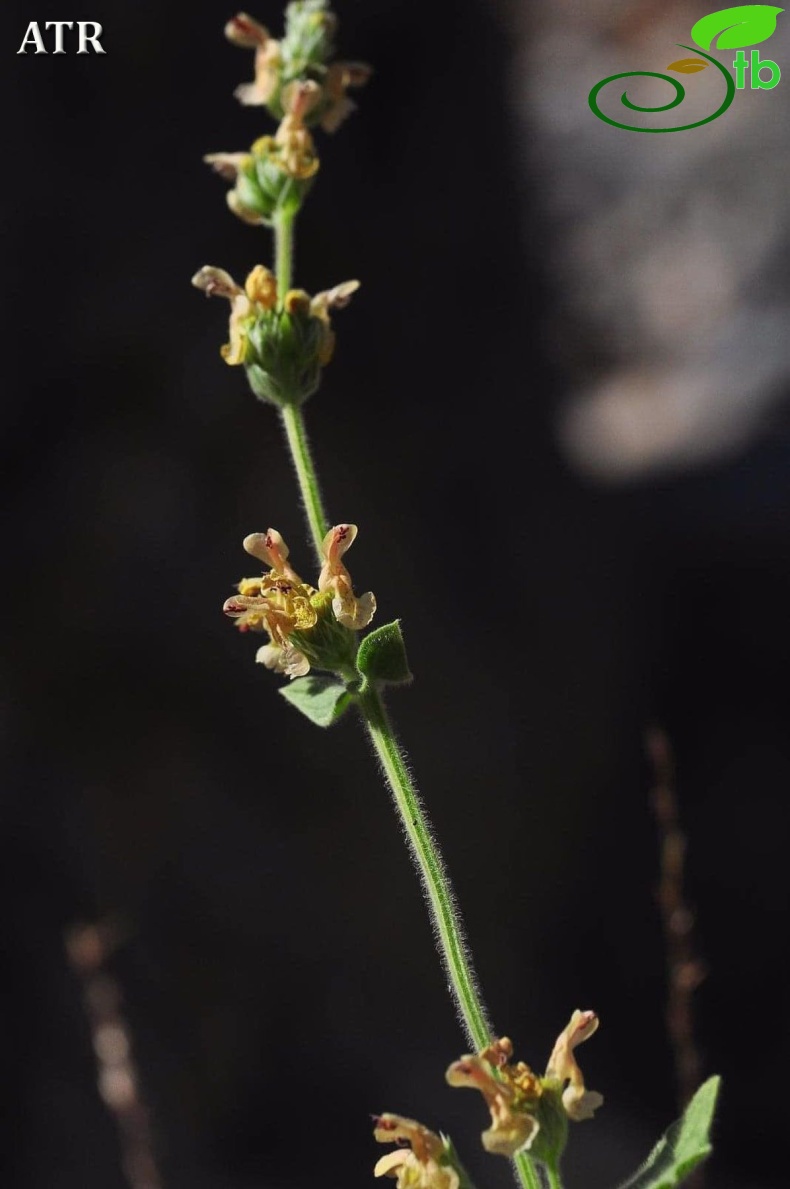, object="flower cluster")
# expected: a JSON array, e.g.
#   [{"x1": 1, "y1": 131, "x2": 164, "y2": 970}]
[
  {"x1": 205, "y1": 80, "x2": 321, "y2": 225},
  {"x1": 374, "y1": 1115, "x2": 460, "y2": 1189},
  {"x1": 372, "y1": 1014, "x2": 601, "y2": 1188},
  {"x1": 223, "y1": 524, "x2": 376, "y2": 677},
  {"x1": 225, "y1": 3, "x2": 371, "y2": 132},
  {"x1": 446, "y1": 1011, "x2": 603, "y2": 1158},
  {"x1": 191, "y1": 264, "x2": 359, "y2": 405}
]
